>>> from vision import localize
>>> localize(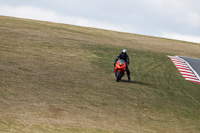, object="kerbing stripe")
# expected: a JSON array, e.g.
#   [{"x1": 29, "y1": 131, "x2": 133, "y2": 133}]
[
  {"x1": 180, "y1": 72, "x2": 196, "y2": 76},
  {"x1": 174, "y1": 62, "x2": 187, "y2": 65},
  {"x1": 183, "y1": 76, "x2": 198, "y2": 80},
  {"x1": 182, "y1": 74, "x2": 197, "y2": 78},
  {"x1": 185, "y1": 78, "x2": 200, "y2": 82}
]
